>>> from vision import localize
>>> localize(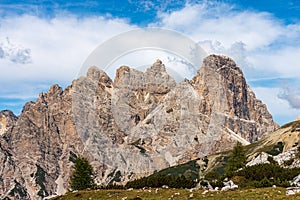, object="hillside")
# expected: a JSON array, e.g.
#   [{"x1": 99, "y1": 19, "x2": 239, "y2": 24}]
[
  {"x1": 202, "y1": 120, "x2": 300, "y2": 177},
  {"x1": 246, "y1": 120, "x2": 300, "y2": 156}
]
